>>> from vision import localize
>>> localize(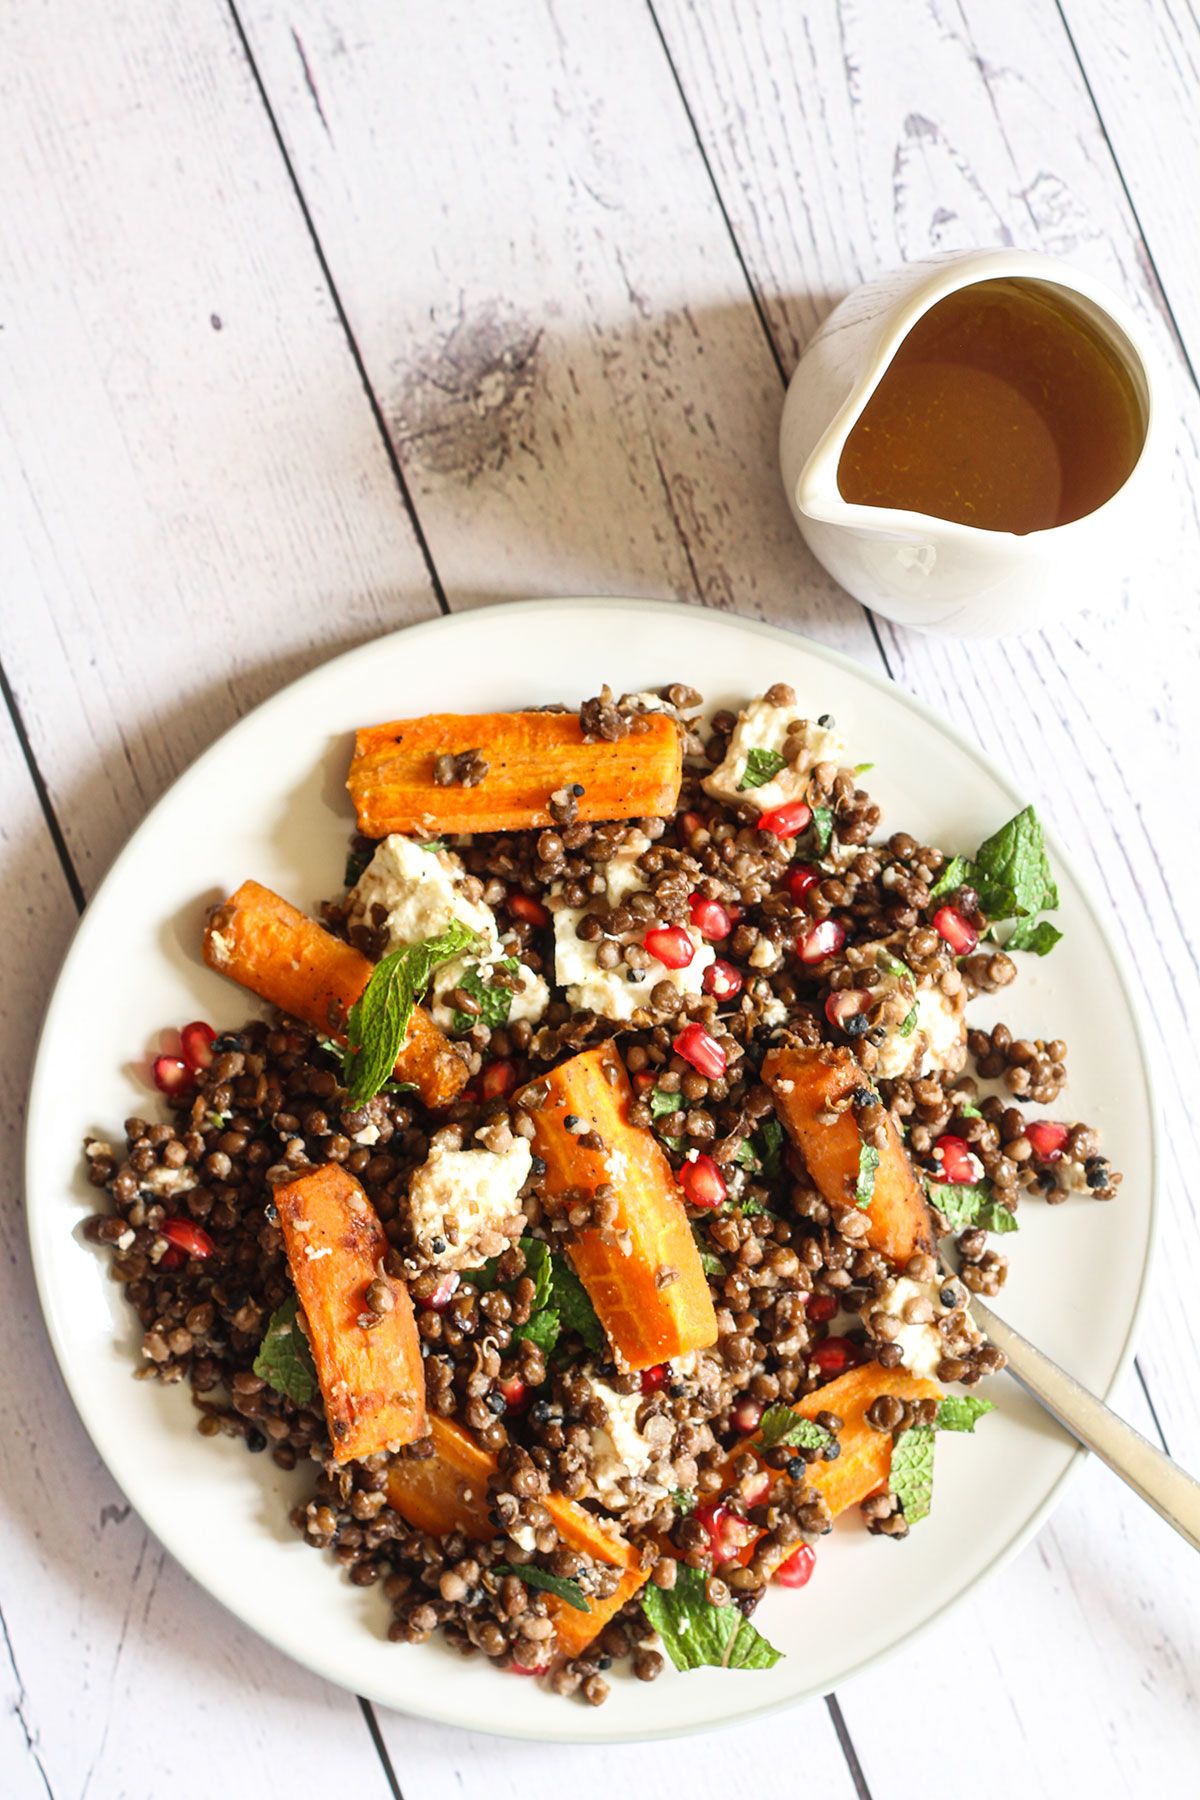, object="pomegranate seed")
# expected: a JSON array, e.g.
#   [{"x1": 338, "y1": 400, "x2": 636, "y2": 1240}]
[
  {"x1": 774, "y1": 1543, "x2": 817, "y2": 1589},
  {"x1": 644, "y1": 924, "x2": 695, "y2": 970},
  {"x1": 179, "y1": 1020, "x2": 216, "y2": 1072},
  {"x1": 679, "y1": 810, "x2": 705, "y2": 840},
  {"x1": 824, "y1": 988, "x2": 872, "y2": 1032},
  {"x1": 480, "y1": 1058, "x2": 518, "y2": 1100},
  {"x1": 640, "y1": 1364, "x2": 667, "y2": 1394},
  {"x1": 633, "y1": 1069, "x2": 656, "y2": 1095},
  {"x1": 152, "y1": 1054, "x2": 193, "y2": 1096},
  {"x1": 159, "y1": 1245, "x2": 186, "y2": 1272},
  {"x1": 509, "y1": 1660, "x2": 550, "y2": 1677},
  {"x1": 159, "y1": 1217, "x2": 216, "y2": 1260},
  {"x1": 695, "y1": 1500, "x2": 758, "y2": 1564},
  {"x1": 498, "y1": 1375, "x2": 528, "y2": 1412},
  {"x1": 797, "y1": 919, "x2": 846, "y2": 963},
  {"x1": 934, "y1": 1133, "x2": 982, "y2": 1184},
  {"x1": 703, "y1": 959, "x2": 744, "y2": 1002},
  {"x1": 508, "y1": 891, "x2": 549, "y2": 929},
  {"x1": 810, "y1": 1337, "x2": 863, "y2": 1378},
  {"x1": 673, "y1": 1022, "x2": 727, "y2": 1079},
  {"x1": 933, "y1": 904, "x2": 979, "y2": 955},
  {"x1": 758, "y1": 799, "x2": 812, "y2": 839},
  {"x1": 1026, "y1": 1120, "x2": 1069, "y2": 1162},
  {"x1": 741, "y1": 1465, "x2": 773, "y2": 1507},
  {"x1": 806, "y1": 1293, "x2": 838, "y2": 1323},
  {"x1": 732, "y1": 1397, "x2": 763, "y2": 1435},
  {"x1": 424, "y1": 1271, "x2": 460, "y2": 1310},
  {"x1": 680, "y1": 1152, "x2": 727, "y2": 1210},
  {"x1": 688, "y1": 894, "x2": 733, "y2": 941},
  {"x1": 786, "y1": 863, "x2": 820, "y2": 903}
]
